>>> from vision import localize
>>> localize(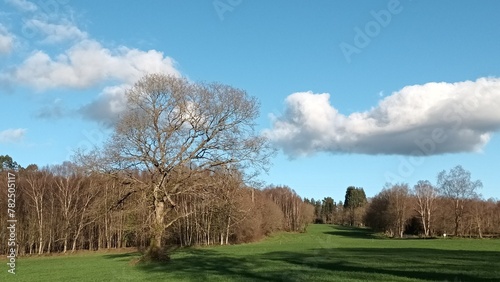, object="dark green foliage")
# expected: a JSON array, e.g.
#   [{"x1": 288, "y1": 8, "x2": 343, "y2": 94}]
[
  {"x1": 344, "y1": 186, "x2": 367, "y2": 209},
  {"x1": 0, "y1": 154, "x2": 21, "y2": 171},
  {"x1": 344, "y1": 186, "x2": 367, "y2": 226},
  {"x1": 321, "y1": 197, "x2": 335, "y2": 223}
]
